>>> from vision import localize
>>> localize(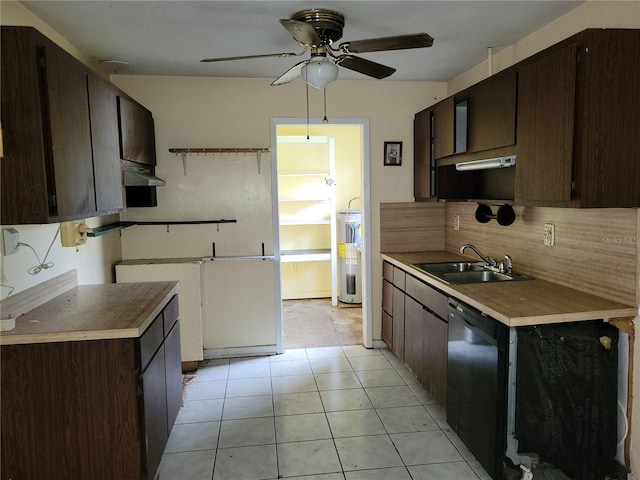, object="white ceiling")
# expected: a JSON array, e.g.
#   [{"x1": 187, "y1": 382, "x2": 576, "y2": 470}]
[{"x1": 20, "y1": 0, "x2": 583, "y2": 83}]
